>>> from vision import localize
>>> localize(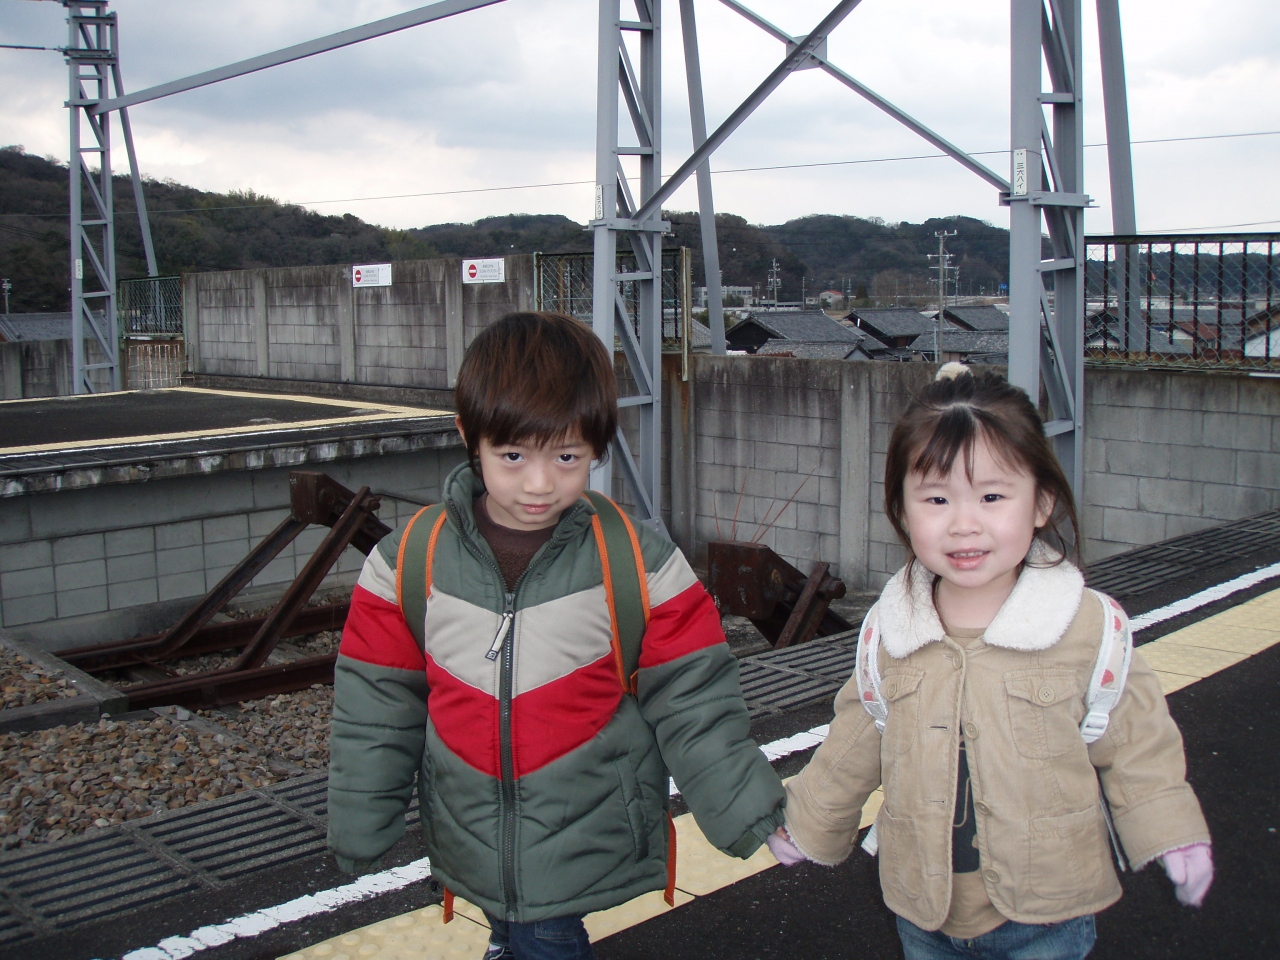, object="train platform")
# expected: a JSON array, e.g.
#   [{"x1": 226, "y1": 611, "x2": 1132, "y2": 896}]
[
  {"x1": 0, "y1": 387, "x2": 454, "y2": 497},
  {"x1": 1, "y1": 516, "x2": 1278, "y2": 960}
]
